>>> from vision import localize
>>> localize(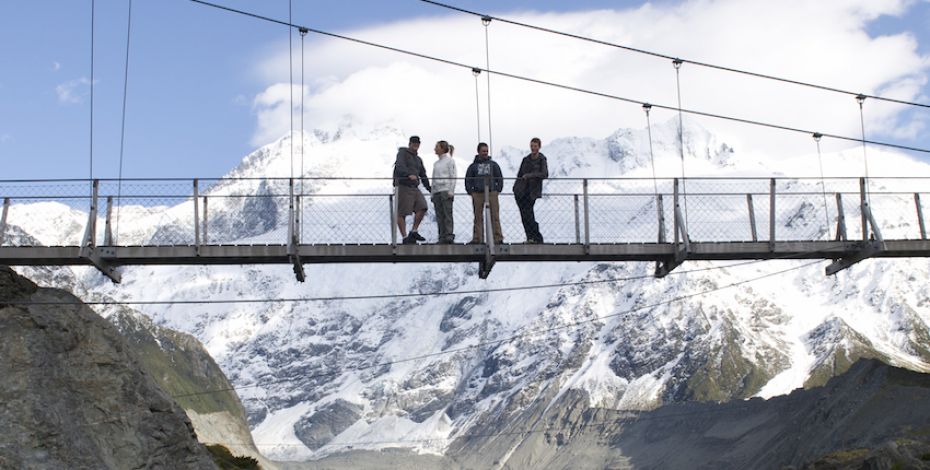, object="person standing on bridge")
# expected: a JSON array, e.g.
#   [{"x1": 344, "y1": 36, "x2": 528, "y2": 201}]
[
  {"x1": 431, "y1": 140, "x2": 457, "y2": 244},
  {"x1": 514, "y1": 137, "x2": 548, "y2": 244},
  {"x1": 465, "y1": 142, "x2": 504, "y2": 245},
  {"x1": 394, "y1": 135, "x2": 431, "y2": 245}
]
